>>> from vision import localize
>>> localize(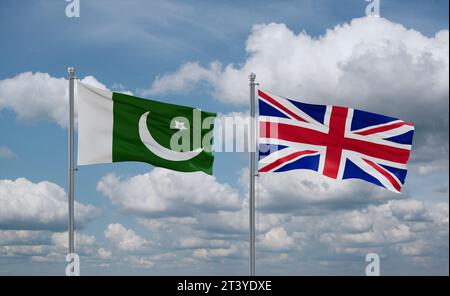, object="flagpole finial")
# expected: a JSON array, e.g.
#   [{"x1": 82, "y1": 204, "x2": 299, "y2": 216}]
[
  {"x1": 249, "y1": 72, "x2": 256, "y2": 82},
  {"x1": 68, "y1": 67, "x2": 75, "y2": 77}
]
